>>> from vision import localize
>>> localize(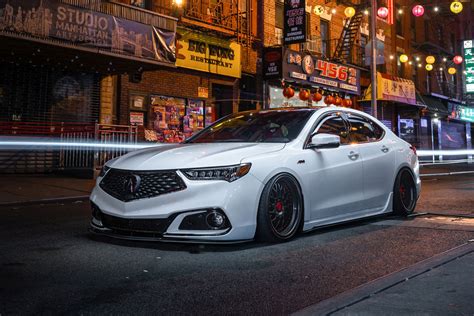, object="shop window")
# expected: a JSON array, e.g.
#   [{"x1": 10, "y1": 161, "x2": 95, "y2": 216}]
[
  {"x1": 320, "y1": 19, "x2": 330, "y2": 57},
  {"x1": 316, "y1": 115, "x2": 350, "y2": 145},
  {"x1": 275, "y1": 1, "x2": 284, "y2": 29},
  {"x1": 130, "y1": 0, "x2": 149, "y2": 9},
  {"x1": 275, "y1": 27, "x2": 283, "y2": 45}
]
